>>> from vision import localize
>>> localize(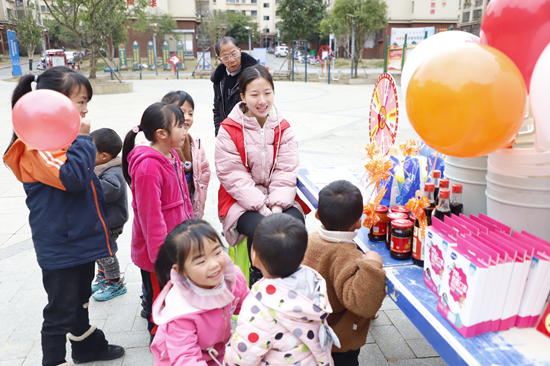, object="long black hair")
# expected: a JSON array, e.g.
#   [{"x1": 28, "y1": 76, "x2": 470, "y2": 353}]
[
  {"x1": 161, "y1": 90, "x2": 195, "y2": 109},
  {"x1": 155, "y1": 219, "x2": 223, "y2": 287},
  {"x1": 121, "y1": 102, "x2": 184, "y2": 186},
  {"x1": 239, "y1": 64, "x2": 275, "y2": 96},
  {"x1": 4, "y1": 66, "x2": 93, "y2": 157}
]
